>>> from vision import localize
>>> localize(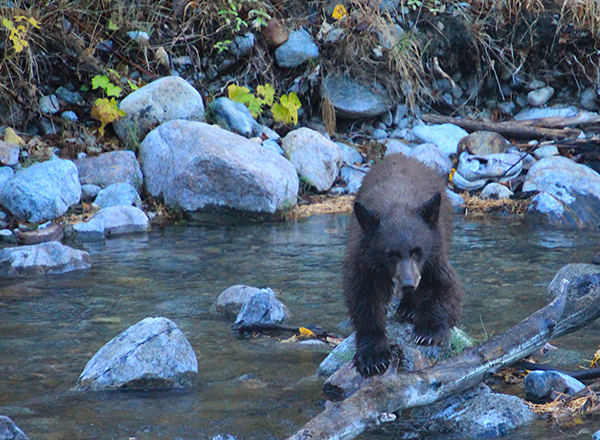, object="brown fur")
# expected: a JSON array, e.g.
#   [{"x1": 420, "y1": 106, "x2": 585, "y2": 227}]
[{"x1": 343, "y1": 154, "x2": 463, "y2": 377}]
